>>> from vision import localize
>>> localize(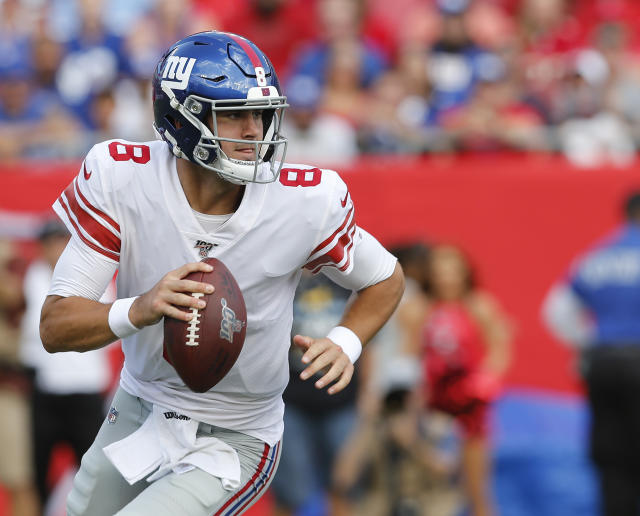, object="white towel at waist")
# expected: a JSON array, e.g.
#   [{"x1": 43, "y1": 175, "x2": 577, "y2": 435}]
[{"x1": 103, "y1": 404, "x2": 241, "y2": 490}]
